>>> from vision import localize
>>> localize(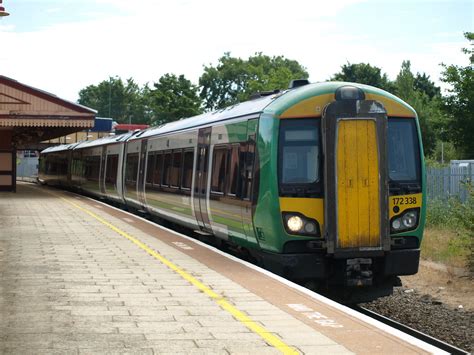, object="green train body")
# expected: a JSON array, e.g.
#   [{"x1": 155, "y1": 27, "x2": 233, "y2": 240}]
[{"x1": 39, "y1": 81, "x2": 425, "y2": 292}]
